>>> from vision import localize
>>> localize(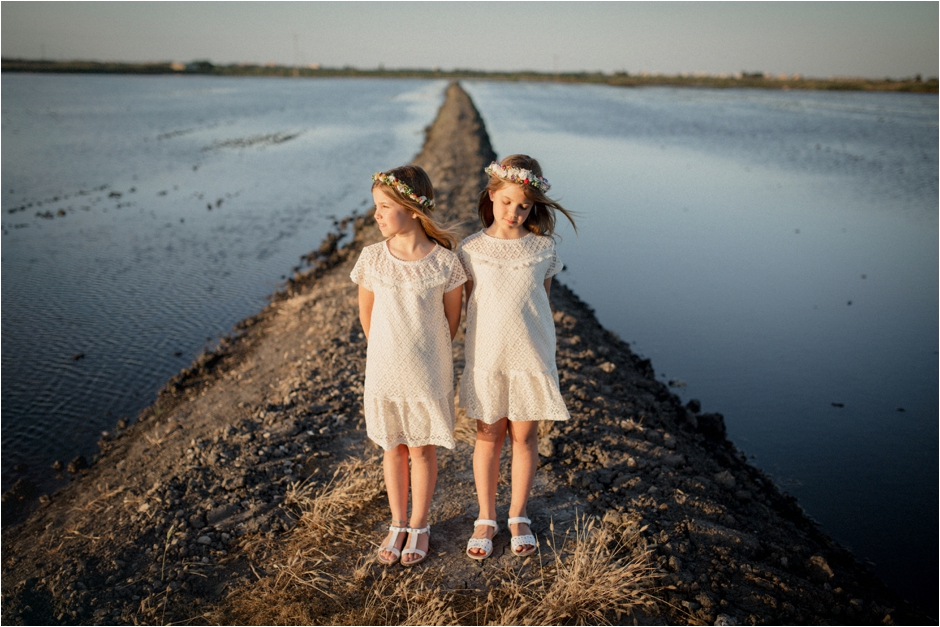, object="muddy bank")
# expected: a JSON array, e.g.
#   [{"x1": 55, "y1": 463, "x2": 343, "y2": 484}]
[{"x1": 1, "y1": 83, "x2": 931, "y2": 625}]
